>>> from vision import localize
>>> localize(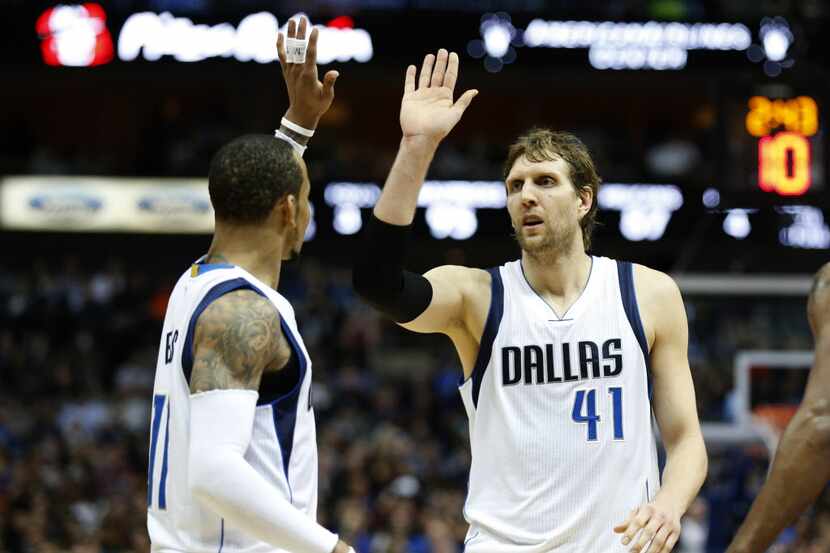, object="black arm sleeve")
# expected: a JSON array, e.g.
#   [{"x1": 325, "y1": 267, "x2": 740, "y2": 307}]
[{"x1": 352, "y1": 214, "x2": 434, "y2": 323}]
